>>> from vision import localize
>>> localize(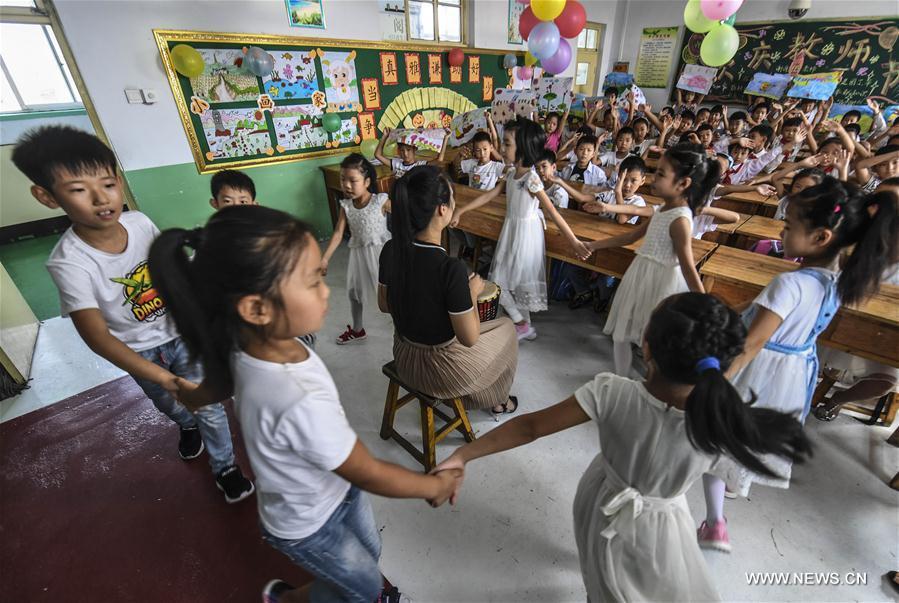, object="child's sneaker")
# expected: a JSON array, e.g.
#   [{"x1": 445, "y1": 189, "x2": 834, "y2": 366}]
[
  {"x1": 216, "y1": 464, "x2": 255, "y2": 504},
  {"x1": 262, "y1": 579, "x2": 296, "y2": 603},
  {"x1": 377, "y1": 586, "x2": 402, "y2": 603},
  {"x1": 178, "y1": 426, "x2": 204, "y2": 460},
  {"x1": 336, "y1": 325, "x2": 367, "y2": 345},
  {"x1": 515, "y1": 322, "x2": 537, "y2": 341},
  {"x1": 697, "y1": 519, "x2": 731, "y2": 553},
  {"x1": 724, "y1": 488, "x2": 737, "y2": 499}
]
